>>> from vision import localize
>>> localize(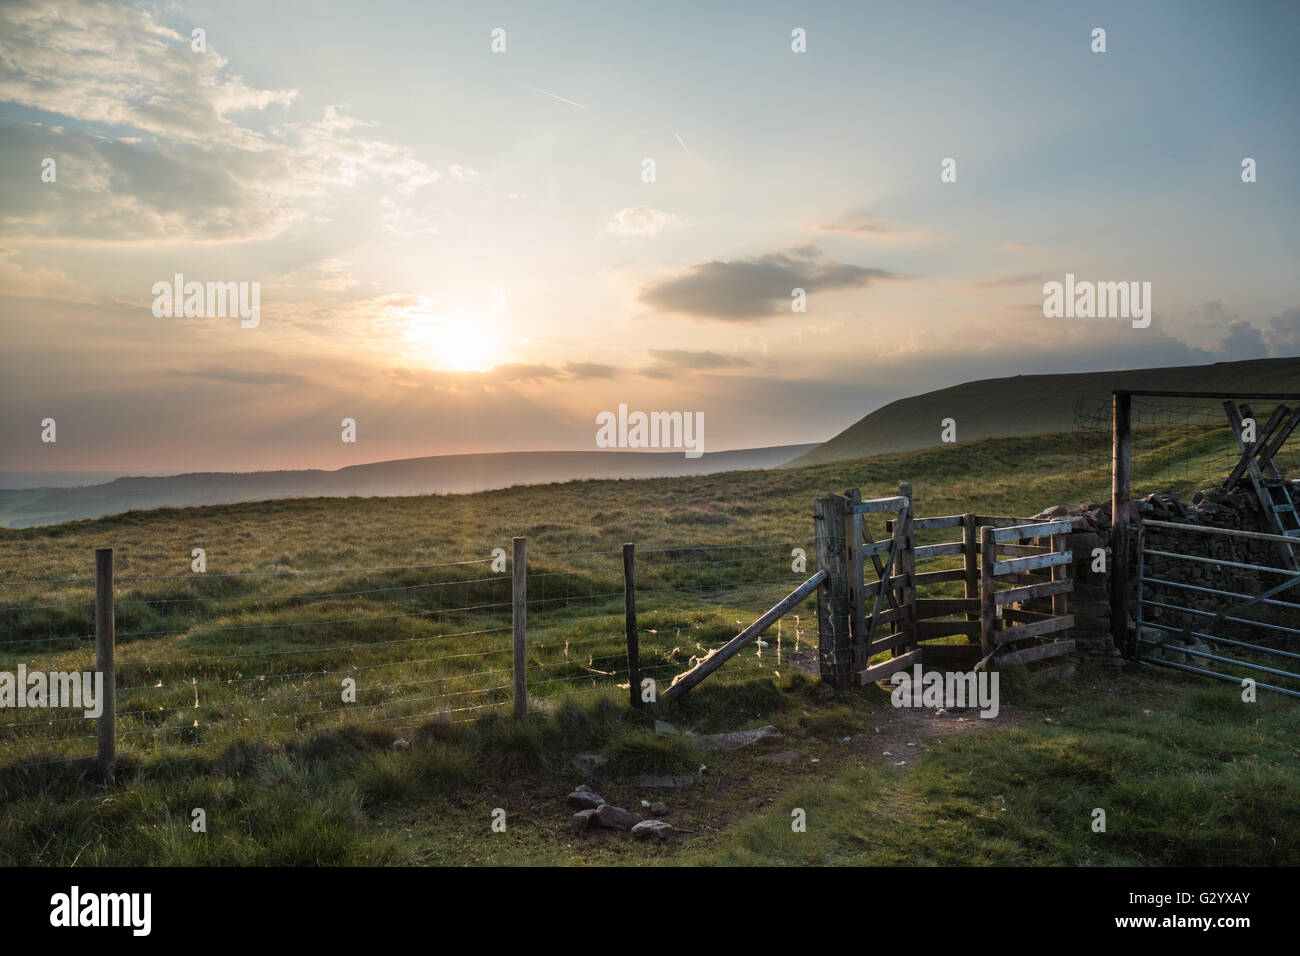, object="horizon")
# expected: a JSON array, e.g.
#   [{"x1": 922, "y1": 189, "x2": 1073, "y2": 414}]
[{"x1": 3, "y1": 0, "x2": 1299, "y2": 473}]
